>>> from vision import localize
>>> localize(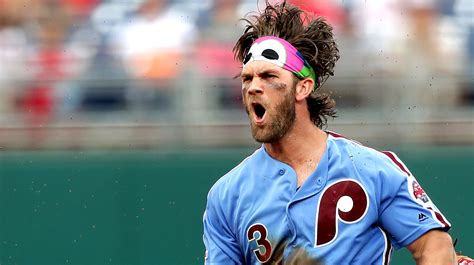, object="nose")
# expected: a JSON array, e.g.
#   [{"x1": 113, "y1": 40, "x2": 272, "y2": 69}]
[{"x1": 246, "y1": 79, "x2": 264, "y2": 96}]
